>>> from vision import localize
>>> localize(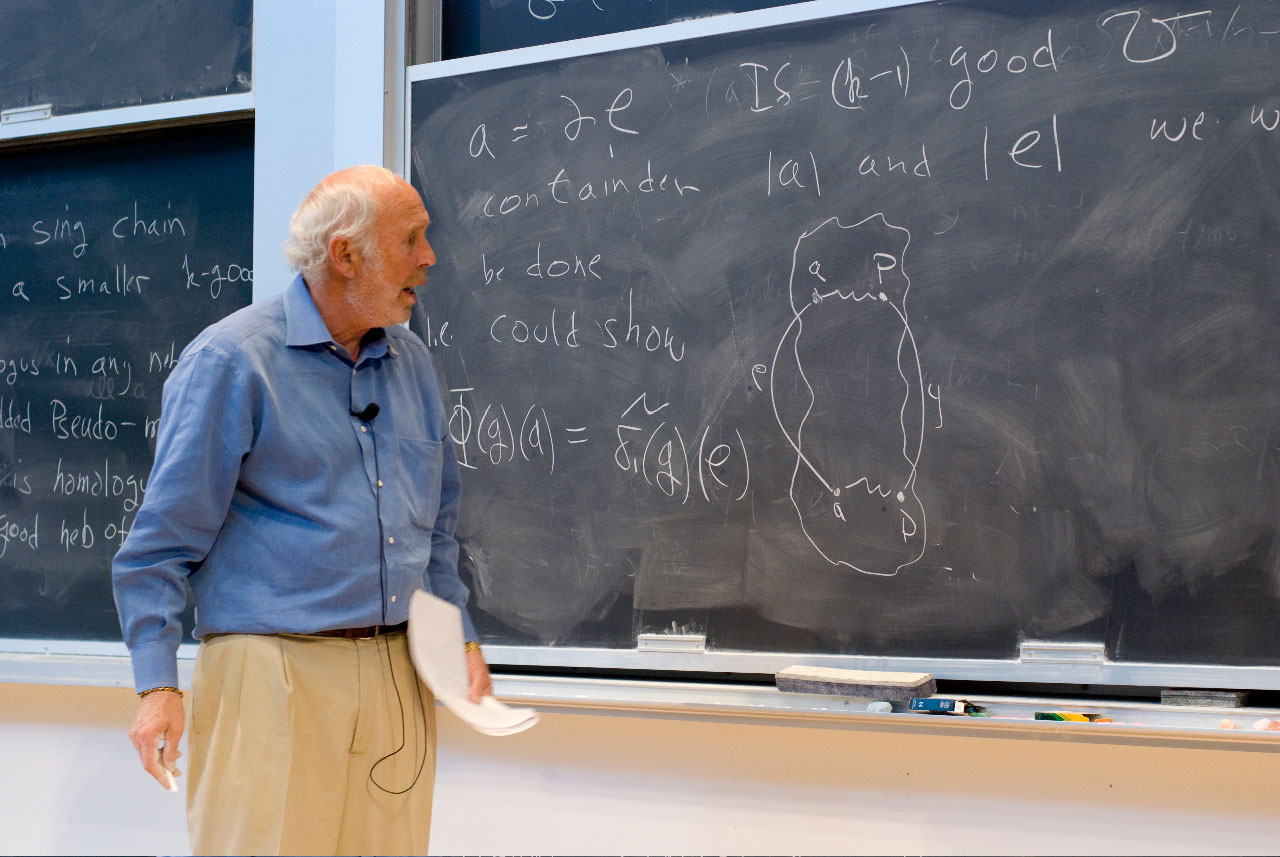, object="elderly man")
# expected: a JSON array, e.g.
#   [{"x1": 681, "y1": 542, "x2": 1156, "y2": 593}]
[{"x1": 112, "y1": 165, "x2": 489, "y2": 856}]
